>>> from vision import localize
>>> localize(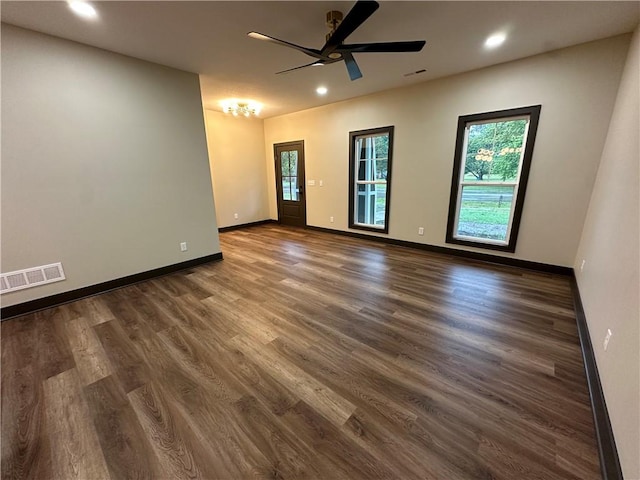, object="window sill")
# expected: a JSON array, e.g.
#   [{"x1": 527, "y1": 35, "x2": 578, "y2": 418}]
[
  {"x1": 446, "y1": 235, "x2": 516, "y2": 253},
  {"x1": 349, "y1": 223, "x2": 389, "y2": 234}
]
